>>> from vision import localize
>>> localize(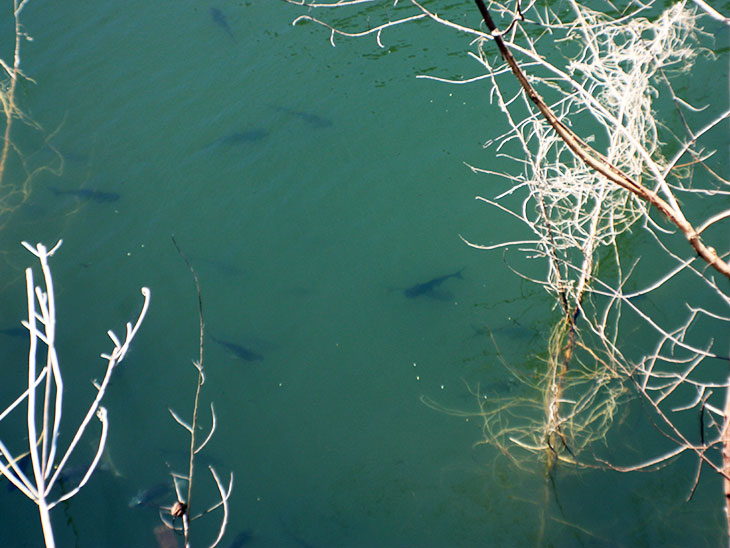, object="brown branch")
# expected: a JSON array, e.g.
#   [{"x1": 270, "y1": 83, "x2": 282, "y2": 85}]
[
  {"x1": 472, "y1": 0, "x2": 730, "y2": 281},
  {"x1": 171, "y1": 235, "x2": 206, "y2": 548}
]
